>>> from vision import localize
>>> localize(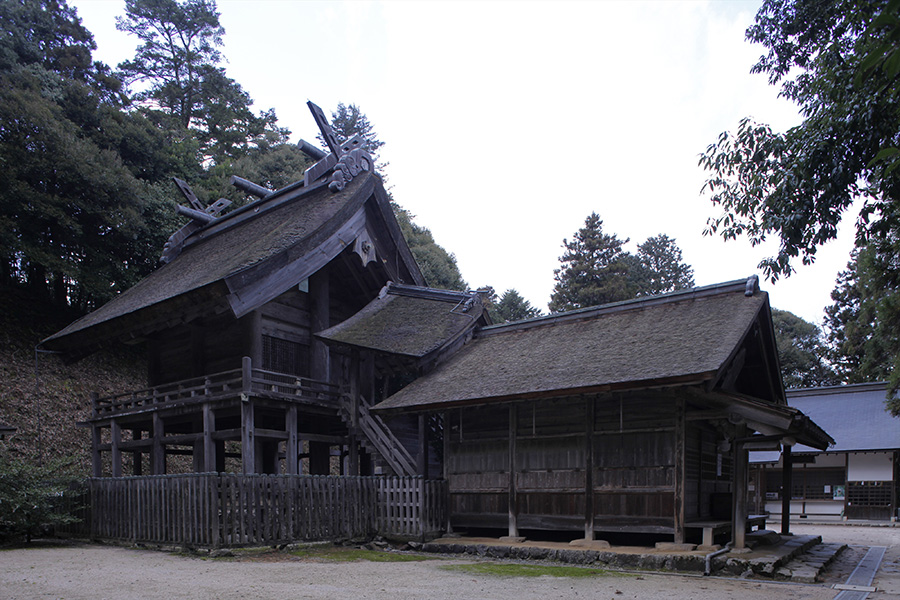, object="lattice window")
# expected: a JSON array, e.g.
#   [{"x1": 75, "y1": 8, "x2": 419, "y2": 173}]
[
  {"x1": 848, "y1": 481, "x2": 892, "y2": 507},
  {"x1": 262, "y1": 335, "x2": 308, "y2": 376},
  {"x1": 764, "y1": 468, "x2": 845, "y2": 500}
]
